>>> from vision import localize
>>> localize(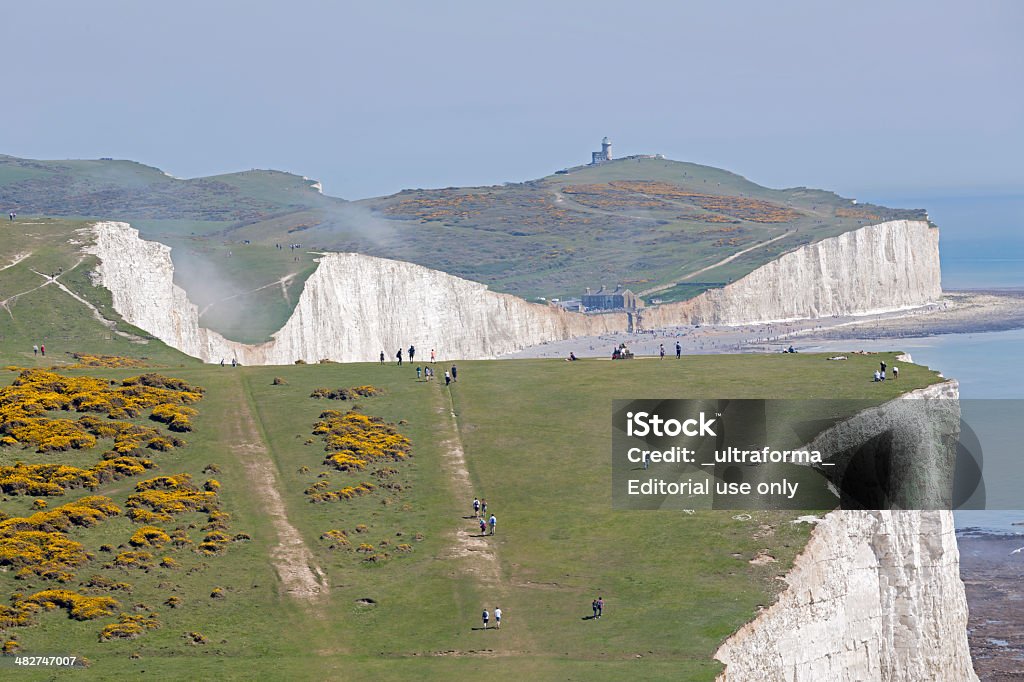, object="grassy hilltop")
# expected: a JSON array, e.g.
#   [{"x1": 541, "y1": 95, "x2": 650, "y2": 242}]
[
  {"x1": 0, "y1": 155, "x2": 925, "y2": 343},
  {"x1": 0, "y1": 354, "x2": 941, "y2": 681}
]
